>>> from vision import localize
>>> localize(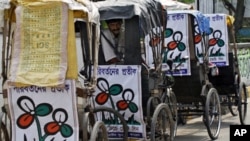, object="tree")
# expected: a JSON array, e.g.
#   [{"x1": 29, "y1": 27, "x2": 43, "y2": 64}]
[{"x1": 222, "y1": 0, "x2": 245, "y2": 33}]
